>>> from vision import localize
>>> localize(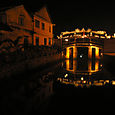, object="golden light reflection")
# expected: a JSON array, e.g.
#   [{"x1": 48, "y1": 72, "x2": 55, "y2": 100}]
[
  {"x1": 112, "y1": 81, "x2": 115, "y2": 85},
  {"x1": 66, "y1": 59, "x2": 100, "y2": 74},
  {"x1": 66, "y1": 47, "x2": 70, "y2": 59},
  {"x1": 57, "y1": 77, "x2": 115, "y2": 88}
]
